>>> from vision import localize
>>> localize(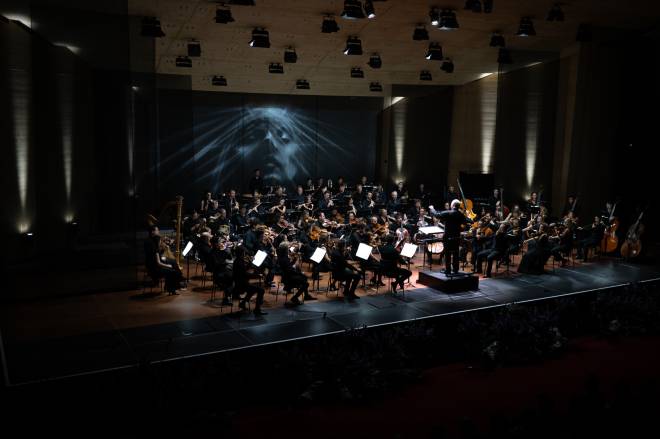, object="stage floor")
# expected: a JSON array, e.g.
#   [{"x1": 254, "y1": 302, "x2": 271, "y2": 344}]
[{"x1": 2, "y1": 257, "x2": 660, "y2": 385}]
